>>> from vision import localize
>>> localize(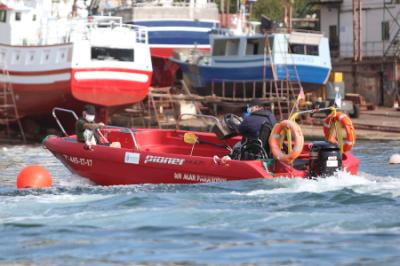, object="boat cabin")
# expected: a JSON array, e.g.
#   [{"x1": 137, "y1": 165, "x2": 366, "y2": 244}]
[
  {"x1": 209, "y1": 30, "x2": 329, "y2": 62},
  {"x1": 0, "y1": 3, "x2": 38, "y2": 45}
]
